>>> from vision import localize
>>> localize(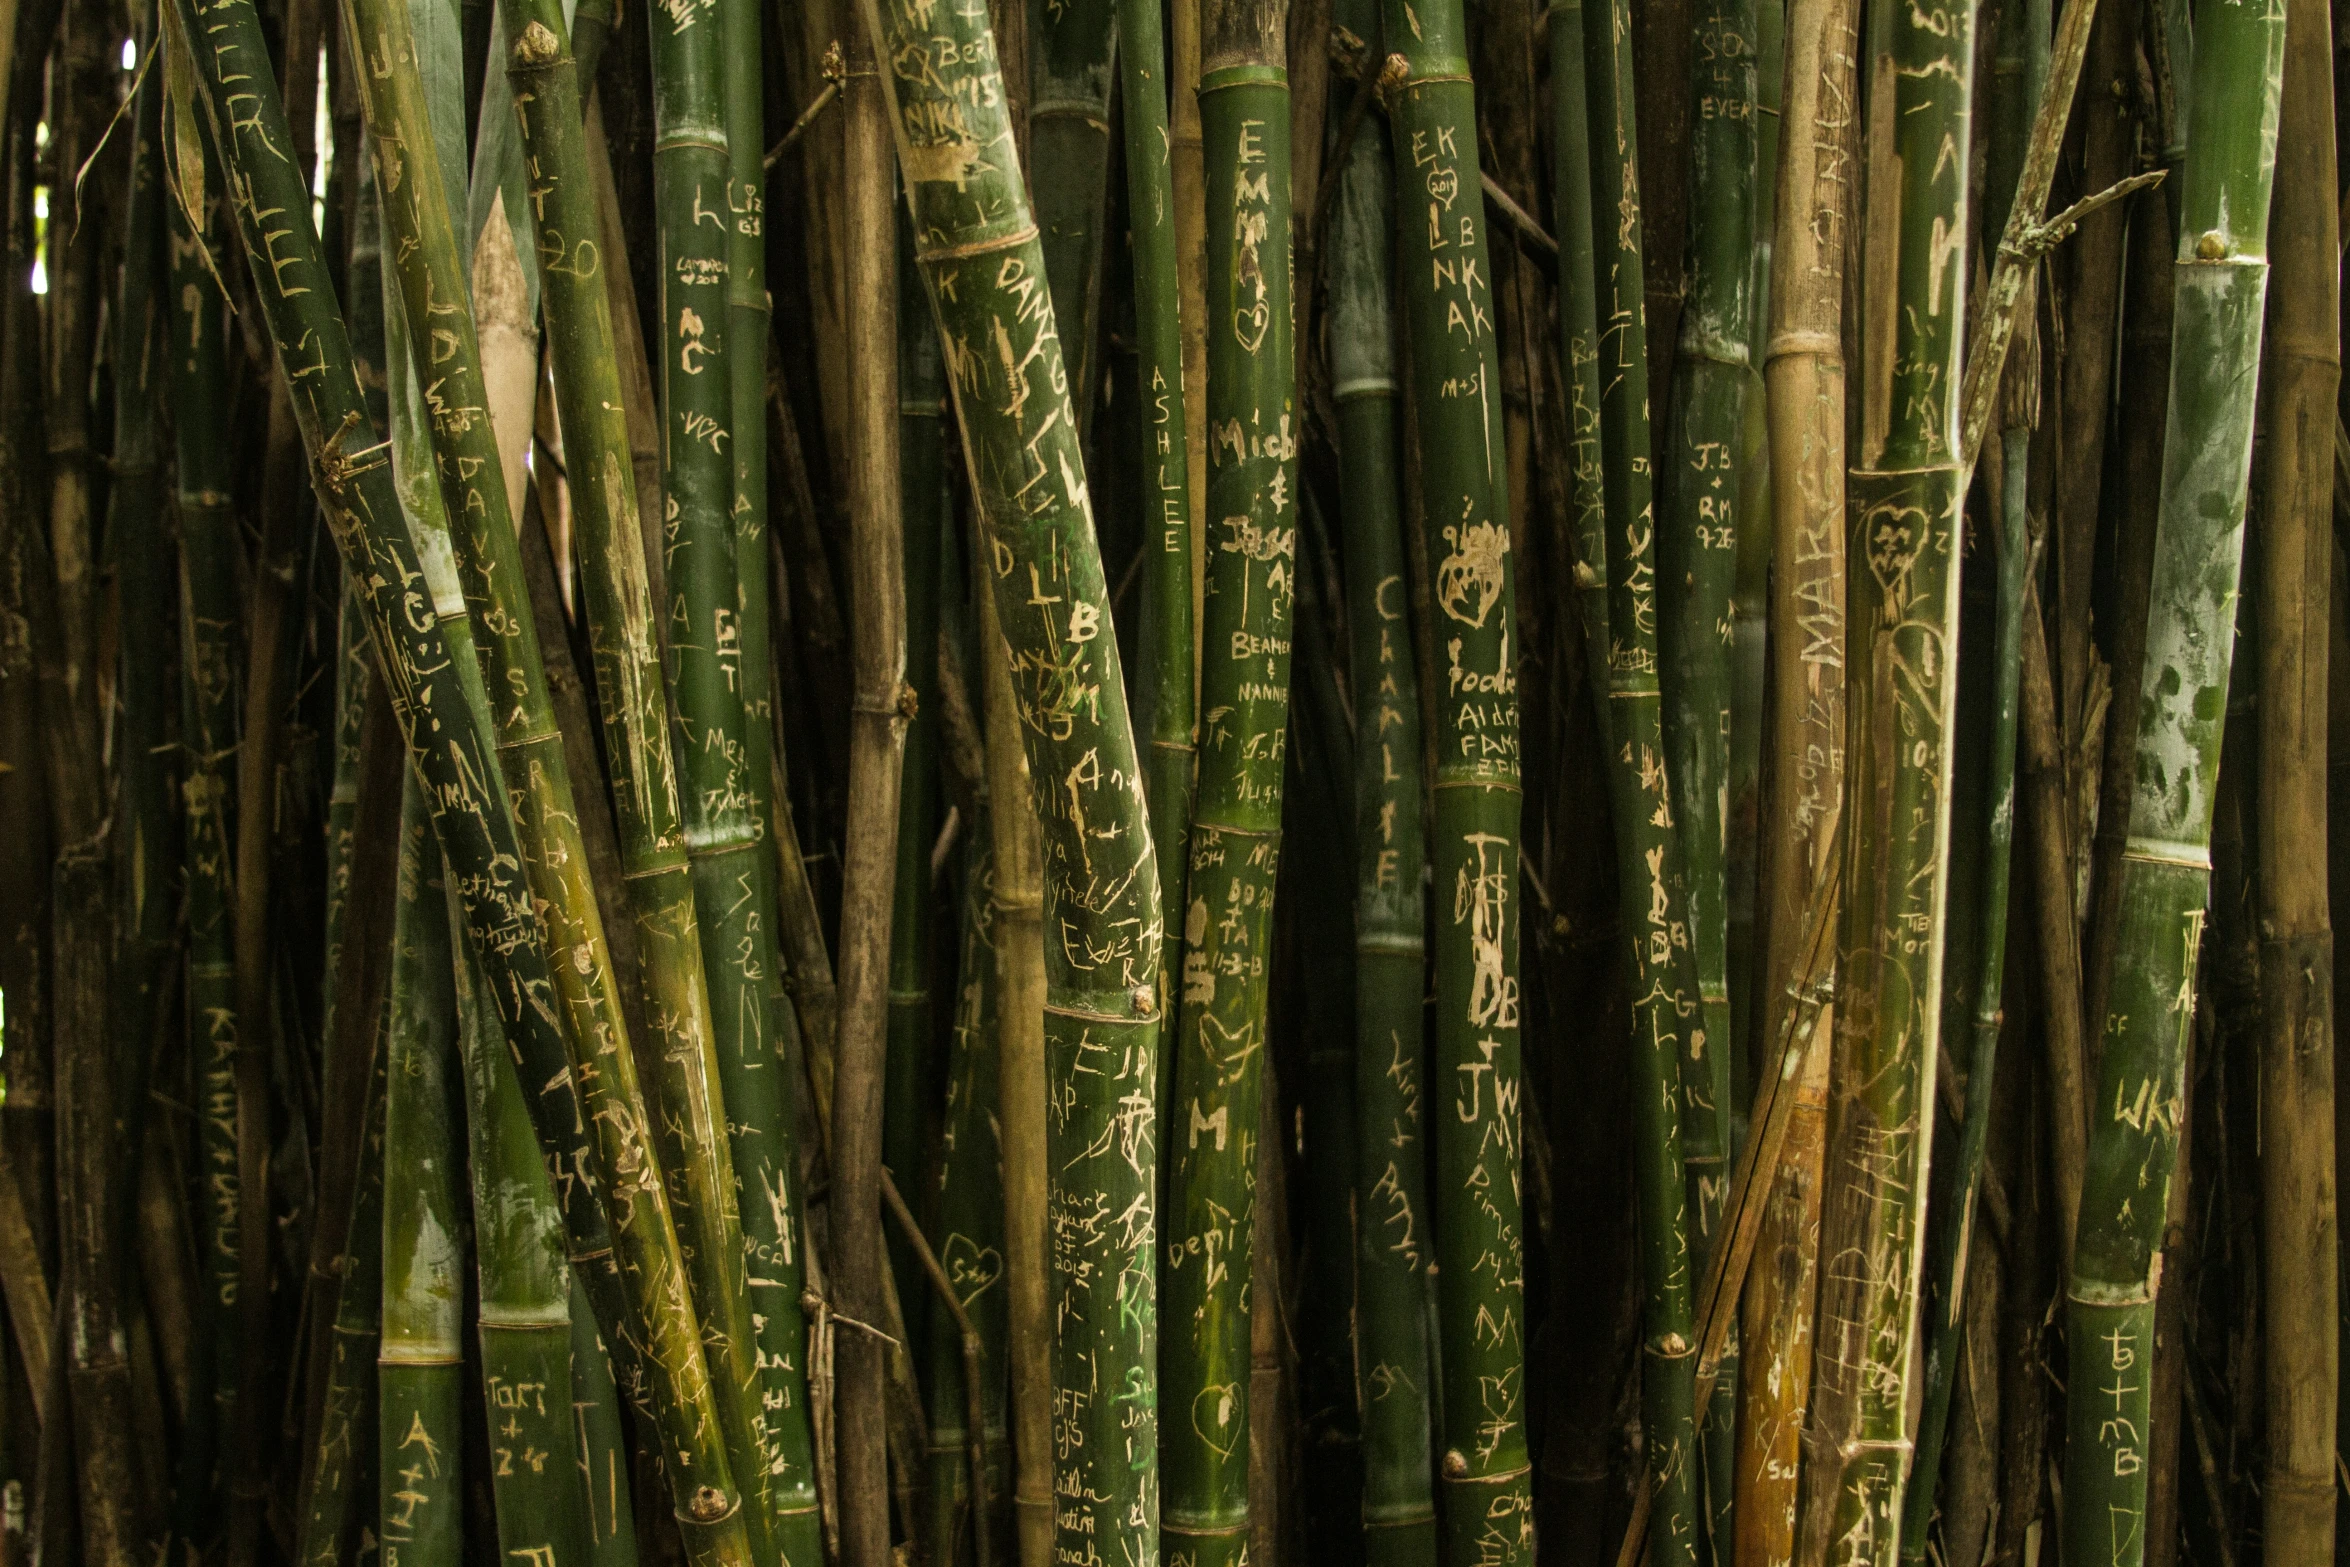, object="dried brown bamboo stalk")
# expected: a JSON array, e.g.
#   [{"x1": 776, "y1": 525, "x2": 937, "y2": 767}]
[
  {"x1": 2254, "y1": 0, "x2": 2339, "y2": 1546},
  {"x1": 835, "y1": 19, "x2": 908, "y2": 1566}
]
